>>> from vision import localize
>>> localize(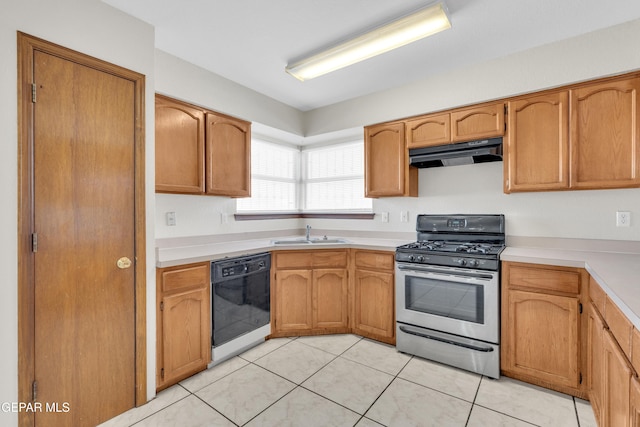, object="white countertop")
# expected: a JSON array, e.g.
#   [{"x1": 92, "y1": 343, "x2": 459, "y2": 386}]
[
  {"x1": 156, "y1": 234, "x2": 411, "y2": 268},
  {"x1": 156, "y1": 232, "x2": 640, "y2": 330},
  {"x1": 501, "y1": 245, "x2": 640, "y2": 330}
]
